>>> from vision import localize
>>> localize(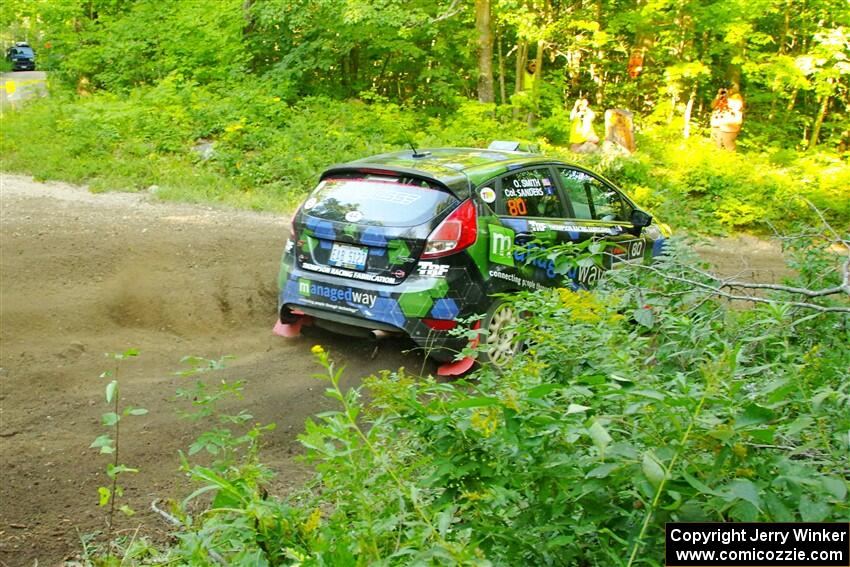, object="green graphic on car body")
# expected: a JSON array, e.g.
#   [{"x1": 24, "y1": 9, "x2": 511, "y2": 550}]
[
  {"x1": 388, "y1": 239, "x2": 410, "y2": 264},
  {"x1": 488, "y1": 224, "x2": 515, "y2": 267}
]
